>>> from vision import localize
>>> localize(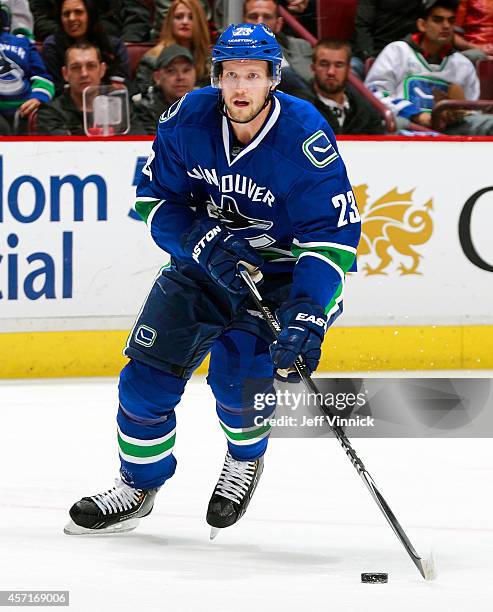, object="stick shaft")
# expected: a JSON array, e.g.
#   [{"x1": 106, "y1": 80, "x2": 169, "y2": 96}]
[{"x1": 240, "y1": 268, "x2": 429, "y2": 579}]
